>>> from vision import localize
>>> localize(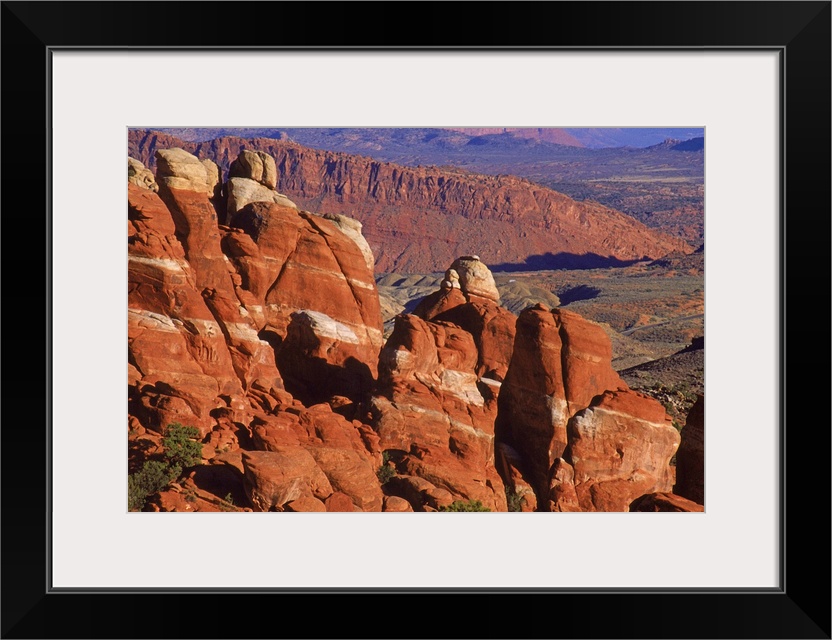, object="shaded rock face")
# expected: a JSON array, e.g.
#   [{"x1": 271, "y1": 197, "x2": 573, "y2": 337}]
[
  {"x1": 547, "y1": 458, "x2": 581, "y2": 512},
  {"x1": 629, "y1": 492, "x2": 704, "y2": 512},
  {"x1": 224, "y1": 202, "x2": 383, "y2": 393},
  {"x1": 371, "y1": 314, "x2": 506, "y2": 511},
  {"x1": 674, "y1": 394, "x2": 704, "y2": 505},
  {"x1": 496, "y1": 443, "x2": 538, "y2": 512},
  {"x1": 129, "y1": 148, "x2": 385, "y2": 512},
  {"x1": 496, "y1": 305, "x2": 625, "y2": 496}
]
